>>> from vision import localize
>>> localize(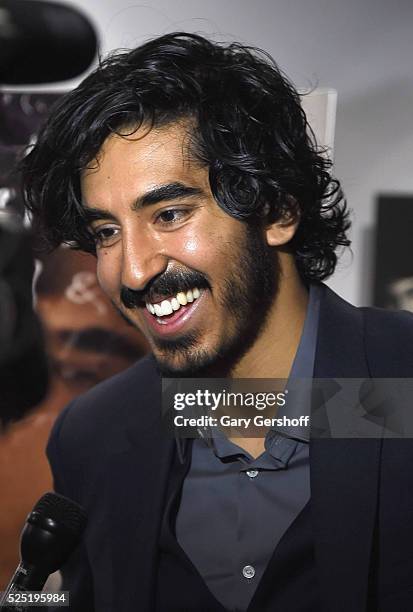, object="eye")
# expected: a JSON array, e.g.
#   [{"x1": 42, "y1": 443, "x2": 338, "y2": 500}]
[
  {"x1": 155, "y1": 208, "x2": 189, "y2": 226},
  {"x1": 92, "y1": 225, "x2": 119, "y2": 247}
]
